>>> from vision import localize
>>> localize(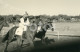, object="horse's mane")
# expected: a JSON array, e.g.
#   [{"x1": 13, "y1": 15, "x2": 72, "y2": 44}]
[{"x1": 0, "y1": 21, "x2": 5, "y2": 32}]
